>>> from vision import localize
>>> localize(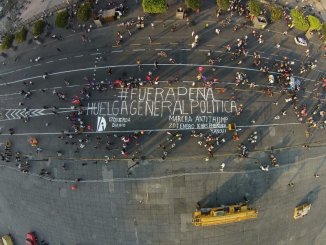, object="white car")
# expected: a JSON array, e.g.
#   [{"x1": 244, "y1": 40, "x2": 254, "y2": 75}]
[{"x1": 294, "y1": 36, "x2": 308, "y2": 46}]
